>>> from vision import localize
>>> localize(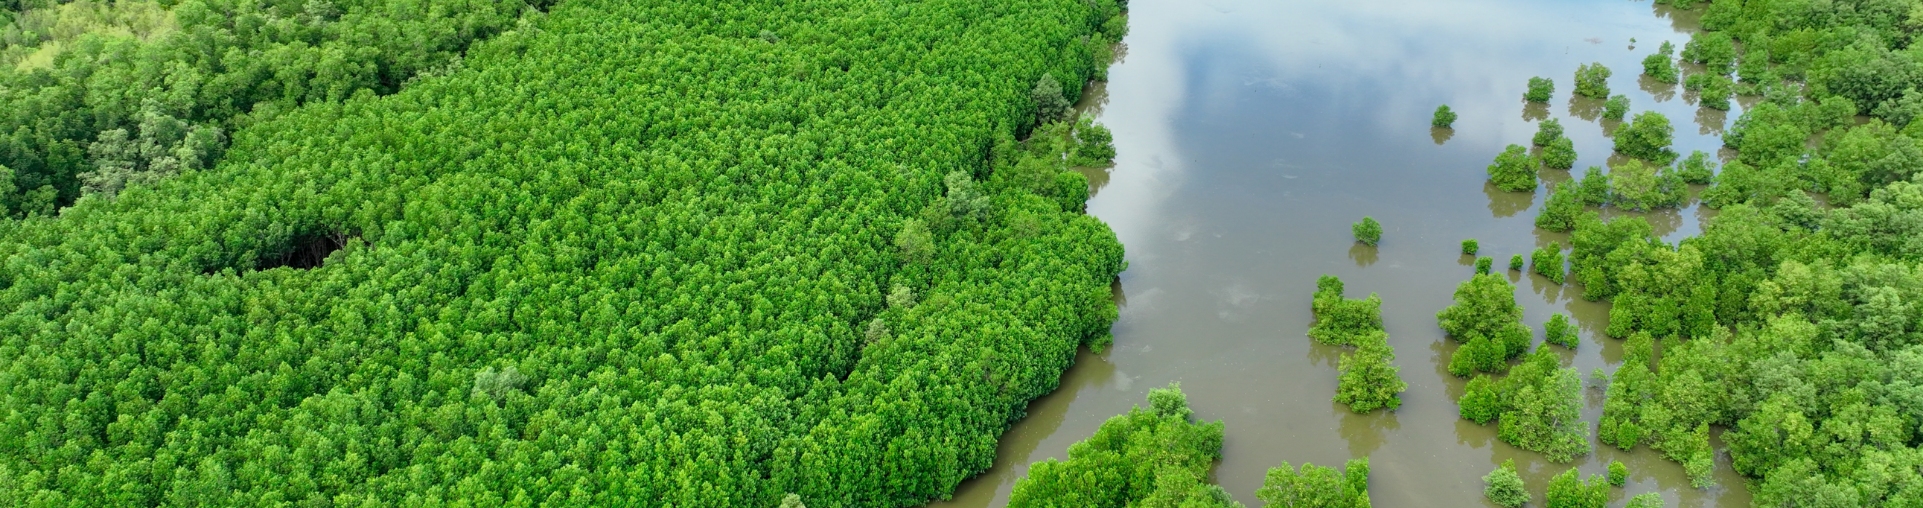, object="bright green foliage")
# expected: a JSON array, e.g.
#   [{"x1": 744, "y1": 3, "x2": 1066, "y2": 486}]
[
  {"x1": 1681, "y1": 31, "x2": 1734, "y2": 75},
  {"x1": 1071, "y1": 116, "x2": 1118, "y2": 167},
  {"x1": 1608, "y1": 159, "x2": 1686, "y2": 211},
  {"x1": 1544, "y1": 467, "x2": 1608, "y2": 508},
  {"x1": 1336, "y1": 331, "x2": 1406, "y2": 413},
  {"x1": 1482, "y1": 459, "x2": 1527, "y2": 508},
  {"x1": 1603, "y1": 95, "x2": 1630, "y2": 121},
  {"x1": 1352, "y1": 216, "x2": 1382, "y2": 246},
  {"x1": 1544, "y1": 313, "x2": 1576, "y2": 349},
  {"x1": 1309, "y1": 276, "x2": 1383, "y2": 347},
  {"x1": 1488, "y1": 144, "x2": 1539, "y2": 192},
  {"x1": 1460, "y1": 374, "x2": 1500, "y2": 422},
  {"x1": 1490, "y1": 348, "x2": 1593, "y2": 462},
  {"x1": 1010, "y1": 385, "x2": 1238, "y2": 508},
  {"x1": 1475, "y1": 256, "x2": 1494, "y2": 275},
  {"x1": 1574, "y1": 62, "x2": 1611, "y2": 98},
  {"x1": 1697, "y1": 74, "x2": 1734, "y2": 111},
  {"x1": 1462, "y1": 238, "x2": 1479, "y2": 255},
  {"x1": 1256, "y1": 458, "x2": 1372, "y2": 508},
  {"x1": 1642, "y1": 42, "x2": 1679, "y2": 84},
  {"x1": 1567, "y1": 213, "x2": 1655, "y2": 301},
  {"x1": 1533, "y1": 118, "x2": 1565, "y2": 147},
  {"x1": 1536, "y1": 180, "x2": 1583, "y2": 232},
  {"x1": 1625, "y1": 493, "x2": 1664, "y2": 508},
  {"x1": 1433, "y1": 105, "x2": 1457, "y2": 128},
  {"x1": 1438, "y1": 273, "x2": 1532, "y2": 376},
  {"x1": 0, "y1": 0, "x2": 546, "y2": 215},
  {"x1": 1608, "y1": 460, "x2": 1628, "y2": 486},
  {"x1": 1676, "y1": 150, "x2": 1716, "y2": 184},
  {"x1": 782, "y1": 494, "x2": 807, "y2": 508},
  {"x1": 1533, "y1": 242, "x2": 1566, "y2": 284},
  {"x1": 1542, "y1": 137, "x2": 1576, "y2": 170},
  {"x1": 1510, "y1": 254, "x2": 1525, "y2": 271},
  {"x1": 0, "y1": 0, "x2": 1132, "y2": 505},
  {"x1": 1577, "y1": 166, "x2": 1610, "y2": 206},
  {"x1": 1614, "y1": 111, "x2": 1677, "y2": 163},
  {"x1": 1526, "y1": 76, "x2": 1554, "y2": 102}
]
